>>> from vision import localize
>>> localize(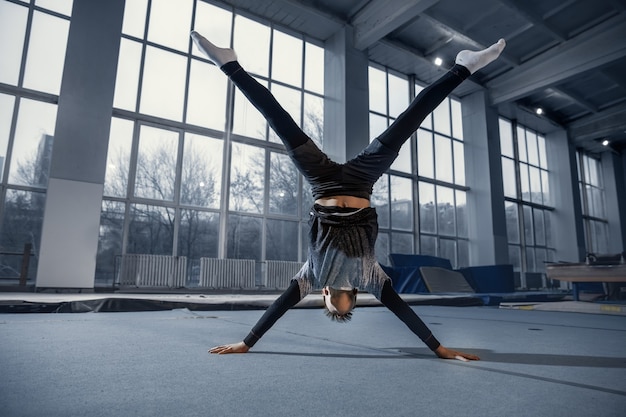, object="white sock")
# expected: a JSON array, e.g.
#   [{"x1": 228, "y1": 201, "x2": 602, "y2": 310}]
[
  {"x1": 455, "y1": 39, "x2": 506, "y2": 74},
  {"x1": 190, "y1": 31, "x2": 237, "y2": 66}
]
